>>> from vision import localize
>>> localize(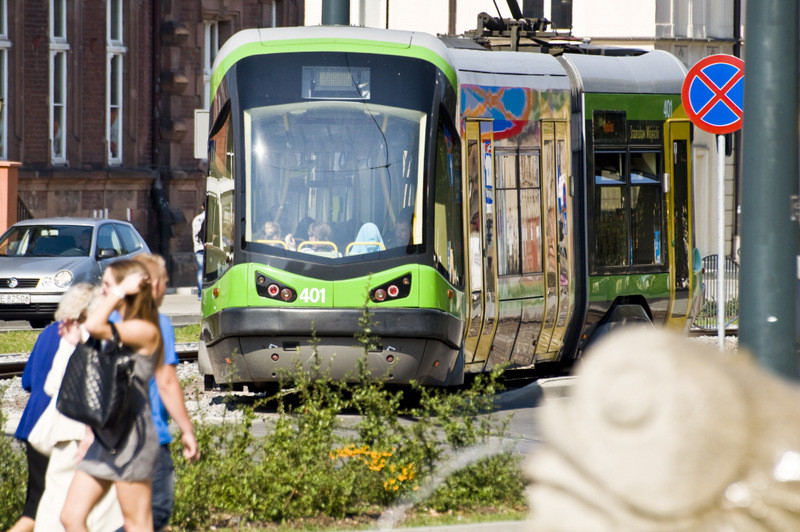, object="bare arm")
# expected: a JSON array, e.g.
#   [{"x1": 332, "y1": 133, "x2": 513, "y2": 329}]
[
  {"x1": 84, "y1": 271, "x2": 159, "y2": 354},
  {"x1": 82, "y1": 285, "x2": 120, "y2": 341},
  {"x1": 155, "y1": 363, "x2": 200, "y2": 463}
]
